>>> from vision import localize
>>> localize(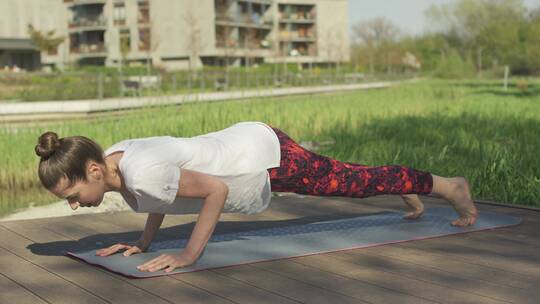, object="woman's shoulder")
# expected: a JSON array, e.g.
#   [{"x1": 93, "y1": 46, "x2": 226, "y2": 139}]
[{"x1": 118, "y1": 137, "x2": 184, "y2": 182}]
